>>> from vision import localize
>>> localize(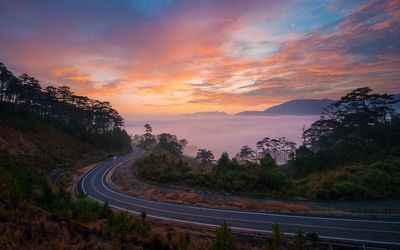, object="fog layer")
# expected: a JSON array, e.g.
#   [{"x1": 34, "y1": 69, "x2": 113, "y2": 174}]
[{"x1": 125, "y1": 115, "x2": 319, "y2": 157}]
